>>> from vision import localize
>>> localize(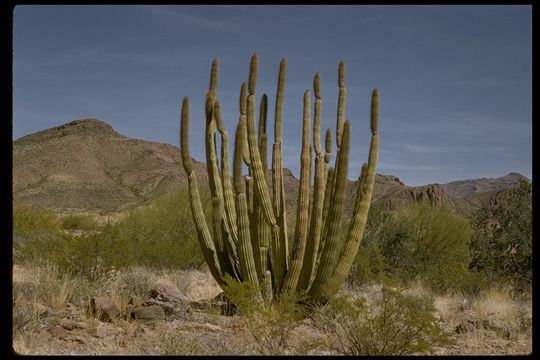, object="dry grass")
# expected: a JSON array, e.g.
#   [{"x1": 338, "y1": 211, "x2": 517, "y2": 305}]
[{"x1": 12, "y1": 263, "x2": 532, "y2": 356}]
